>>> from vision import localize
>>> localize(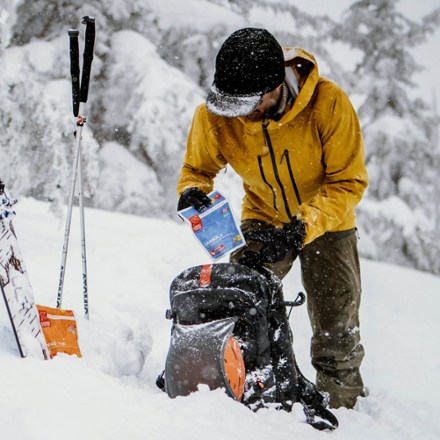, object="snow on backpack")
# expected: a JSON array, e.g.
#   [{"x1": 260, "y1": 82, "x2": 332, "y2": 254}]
[{"x1": 158, "y1": 263, "x2": 338, "y2": 430}]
